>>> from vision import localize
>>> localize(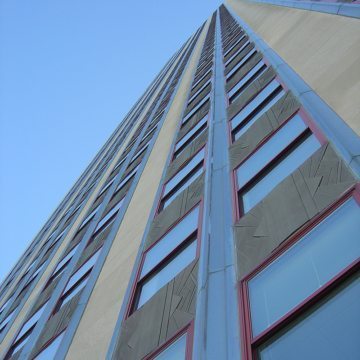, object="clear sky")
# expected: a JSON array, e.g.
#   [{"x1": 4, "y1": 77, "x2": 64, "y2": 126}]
[{"x1": 0, "y1": 0, "x2": 223, "y2": 282}]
